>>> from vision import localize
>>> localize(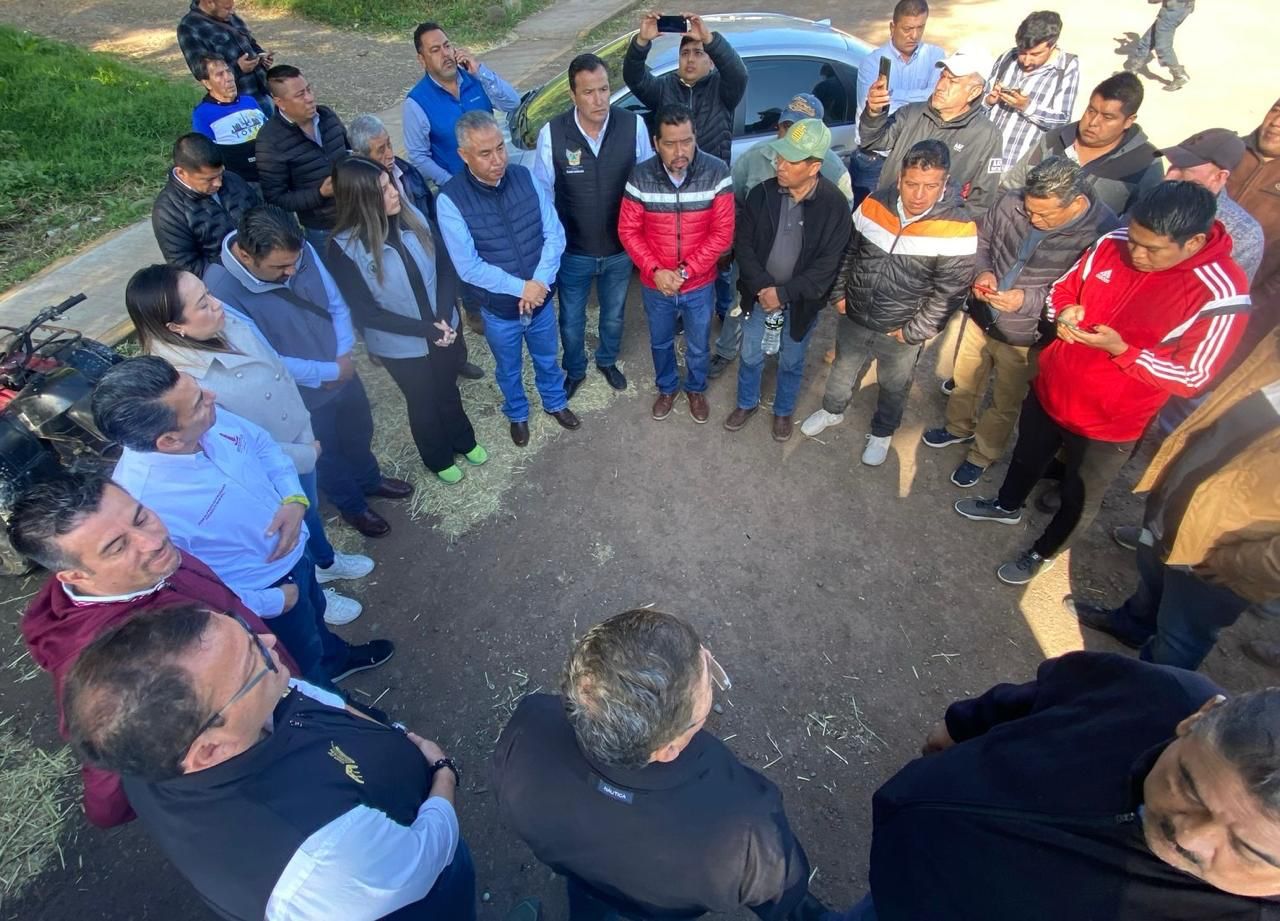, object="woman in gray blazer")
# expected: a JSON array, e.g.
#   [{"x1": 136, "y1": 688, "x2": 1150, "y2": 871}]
[{"x1": 125, "y1": 263, "x2": 371, "y2": 625}]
